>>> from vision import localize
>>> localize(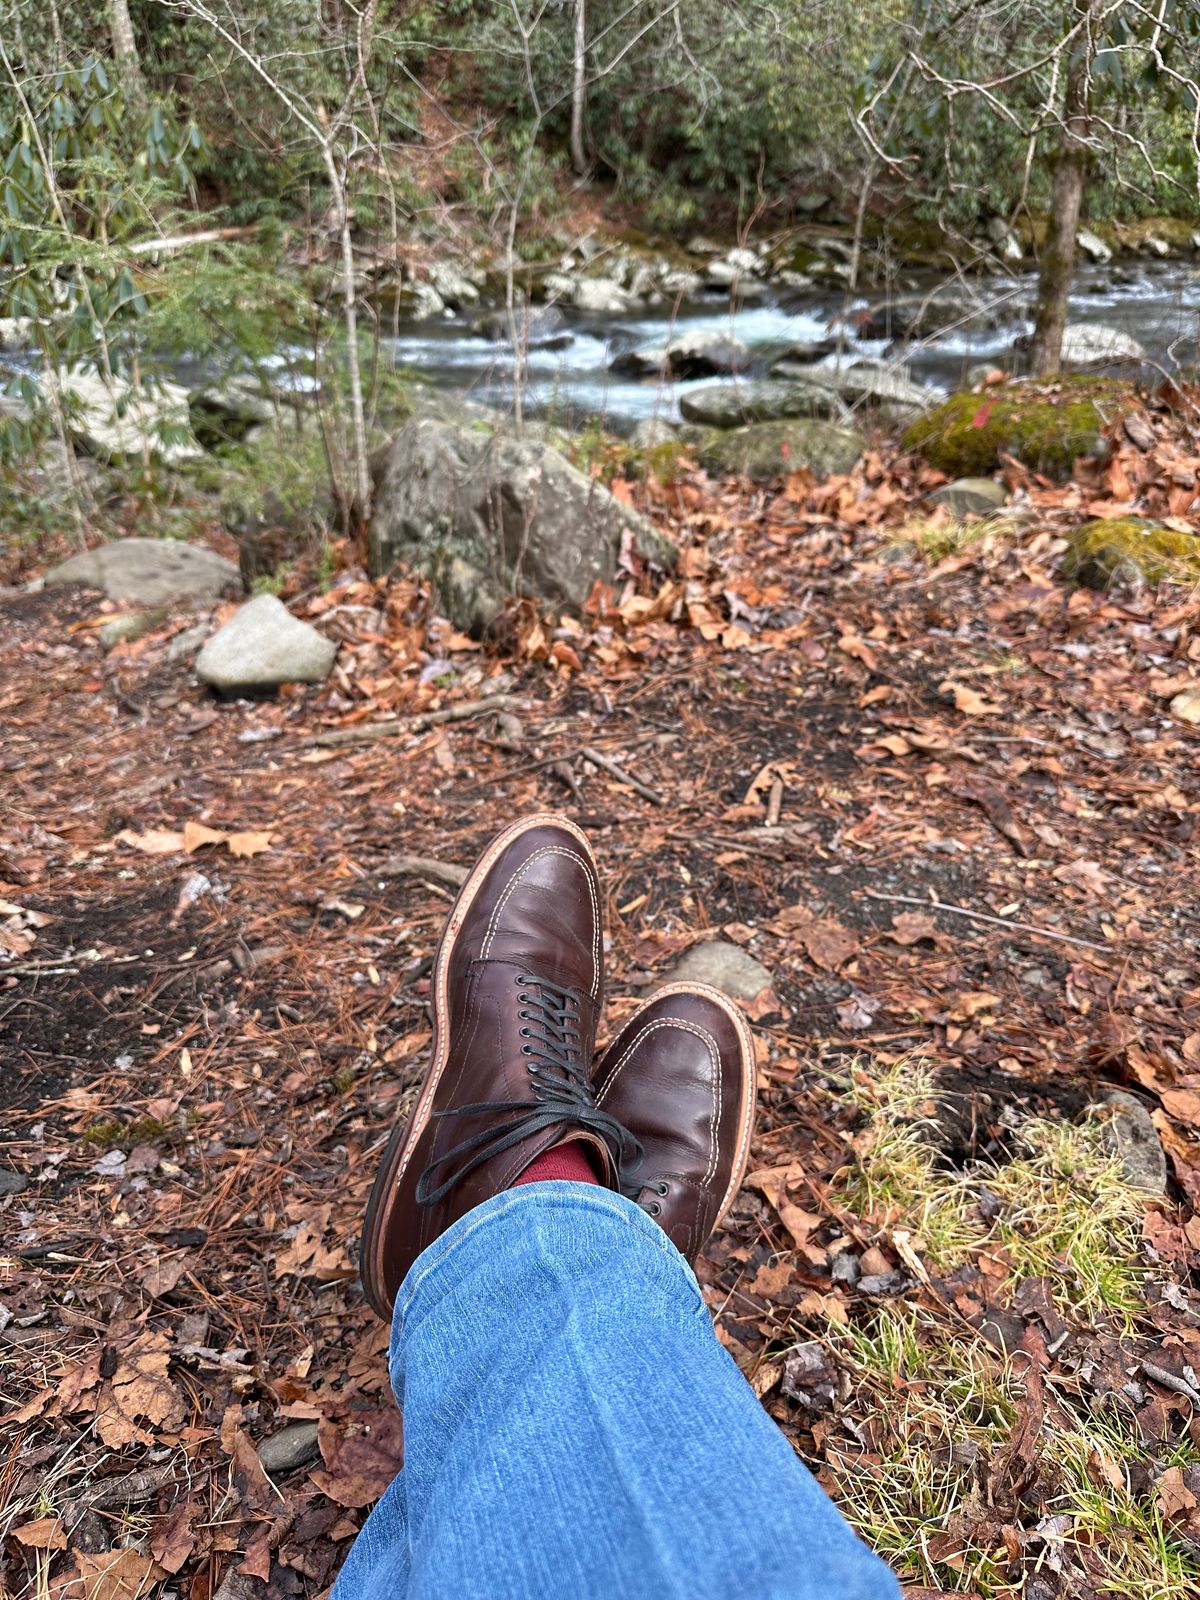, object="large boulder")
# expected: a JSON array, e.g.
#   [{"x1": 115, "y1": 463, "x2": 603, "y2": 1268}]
[
  {"x1": 196, "y1": 594, "x2": 336, "y2": 693},
  {"x1": 904, "y1": 382, "x2": 1123, "y2": 479},
  {"x1": 682, "y1": 366, "x2": 934, "y2": 429},
  {"x1": 1062, "y1": 517, "x2": 1200, "y2": 588},
  {"x1": 696, "y1": 420, "x2": 864, "y2": 482},
  {"x1": 1058, "y1": 323, "x2": 1145, "y2": 367},
  {"x1": 188, "y1": 377, "x2": 278, "y2": 448},
  {"x1": 50, "y1": 367, "x2": 203, "y2": 464},
  {"x1": 369, "y1": 419, "x2": 675, "y2": 633},
  {"x1": 45, "y1": 537, "x2": 241, "y2": 605}
]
